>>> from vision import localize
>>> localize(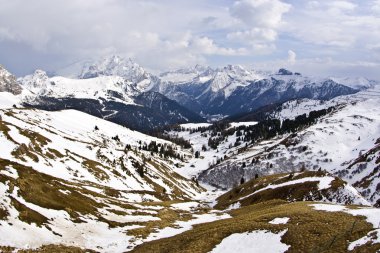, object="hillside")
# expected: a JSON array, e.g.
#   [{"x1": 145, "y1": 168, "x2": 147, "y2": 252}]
[
  {"x1": 165, "y1": 85, "x2": 380, "y2": 207},
  {"x1": 17, "y1": 65, "x2": 204, "y2": 132},
  {"x1": 0, "y1": 94, "x2": 379, "y2": 252},
  {"x1": 214, "y1": 171, "x2": 370, "y2": 210},
  {"x1": 132, "y1": 200, "x2": 380, "y2": 253},
  {"x1": 132, "y1": 172, "x2": 380, "y2": 253},
  {"x1": 0, "y1": 106, "x2": 215, "y2": 251}
]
